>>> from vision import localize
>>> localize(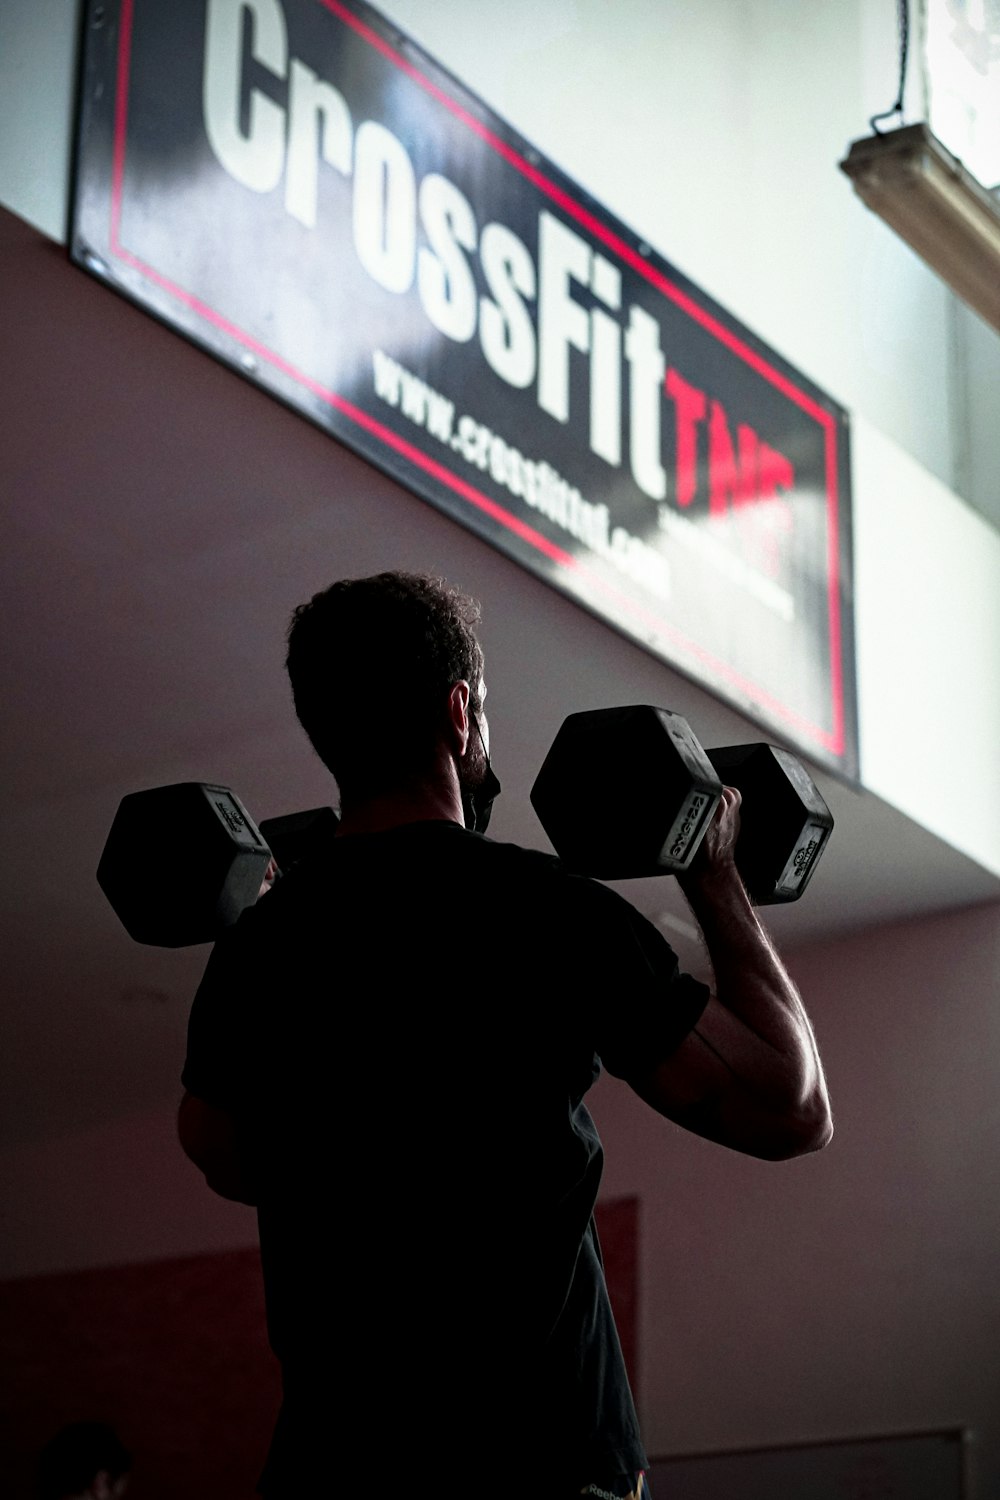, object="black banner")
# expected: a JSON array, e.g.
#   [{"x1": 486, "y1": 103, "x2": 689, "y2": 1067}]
[{"x1": 72, "y1": 0, "x2": 858, "y2": 779}]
